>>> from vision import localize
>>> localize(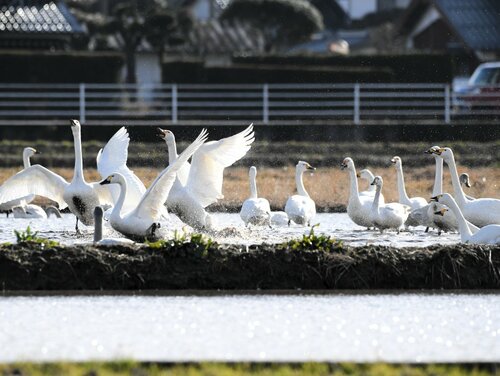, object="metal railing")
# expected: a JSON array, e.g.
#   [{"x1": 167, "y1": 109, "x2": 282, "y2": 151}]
[{"x1": 0, "y1": 83, "x2": 498, "y2": 126}]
